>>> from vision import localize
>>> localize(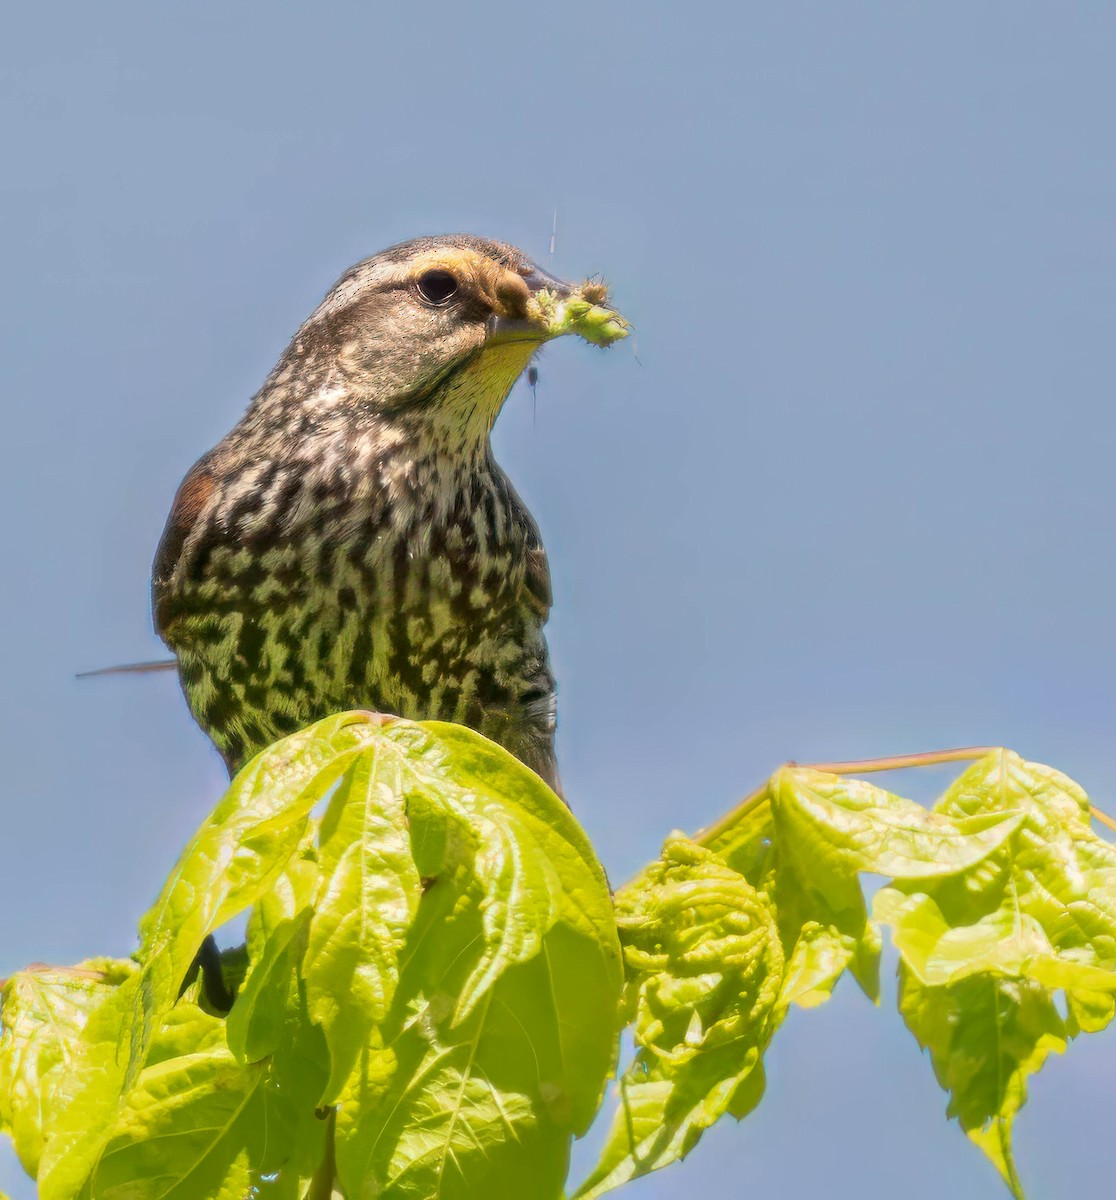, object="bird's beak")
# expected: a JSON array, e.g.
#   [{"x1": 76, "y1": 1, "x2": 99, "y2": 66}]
[
  {"x1": 486, "y1": 263, "x2": 628, "y2": 349},
  {"x1": 485, "y1": 314, "x2": 558, "y2": 345},
  {"x1": 521, "y1": 261, "x2": 577, "y2": 299},
  {"x1": 485, "y1": 264, "x2": 574, "y2": 345}
]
